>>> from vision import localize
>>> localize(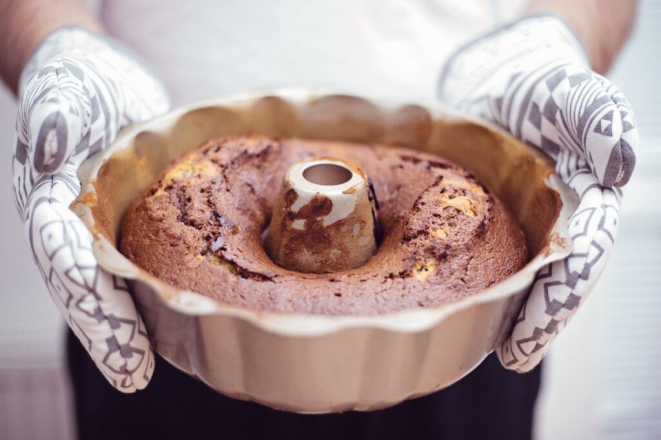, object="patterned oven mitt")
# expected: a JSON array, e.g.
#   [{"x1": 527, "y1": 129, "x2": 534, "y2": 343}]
[
  {"x1": 12, "y1": 28, "x2": 170, "y2": 391},
  {"x1": 438, "y1": 15, "x2": 638, "y2": 372}
]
